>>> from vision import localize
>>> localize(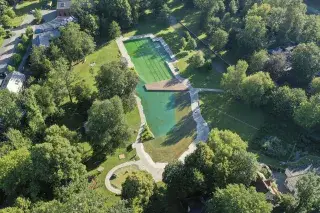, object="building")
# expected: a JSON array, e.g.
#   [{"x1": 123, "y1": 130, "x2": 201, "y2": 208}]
[
  {"x1": 33, "y1": 30, "x2": 60, "y2": 47},
  {"x1": 285, "y1": 165, "x2": 320, "y2": 194},
  {"x1": 56, "y1": 0, "x2": 72, "y2": 16},
  {"x1": 1, "y1": 71, "x2": 25, "y2": 93}
]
